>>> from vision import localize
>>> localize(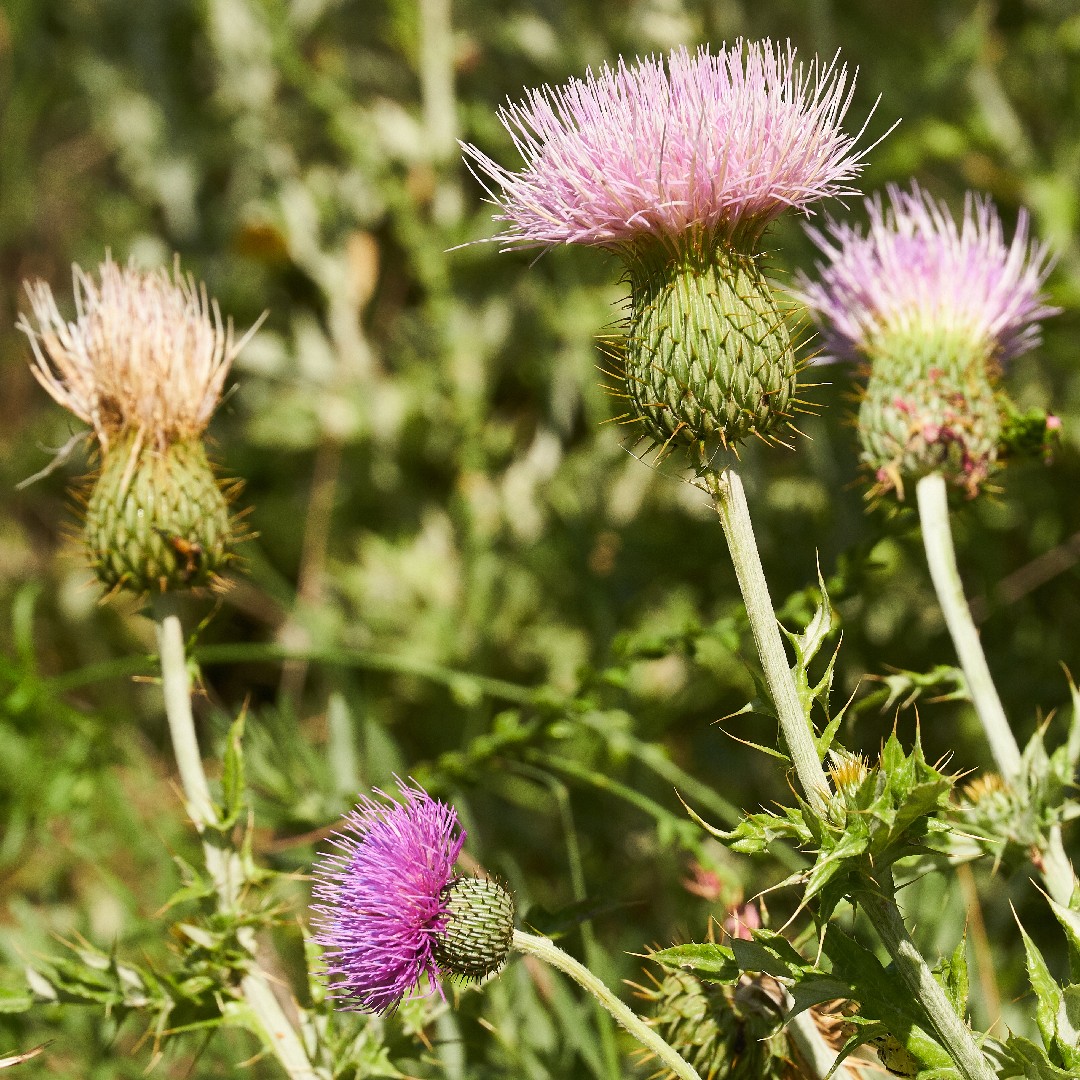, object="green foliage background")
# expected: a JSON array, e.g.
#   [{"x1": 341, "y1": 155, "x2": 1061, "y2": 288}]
[{"x1": 1, "y1": 0, "x2": 1079, "y2": 1075}]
